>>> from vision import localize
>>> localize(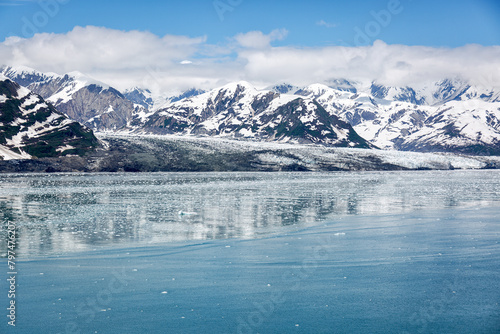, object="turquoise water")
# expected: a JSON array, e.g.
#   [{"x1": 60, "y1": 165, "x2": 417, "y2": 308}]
[{"x1": 1, "y1": 171, "x2": 500, "y2": 333}]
